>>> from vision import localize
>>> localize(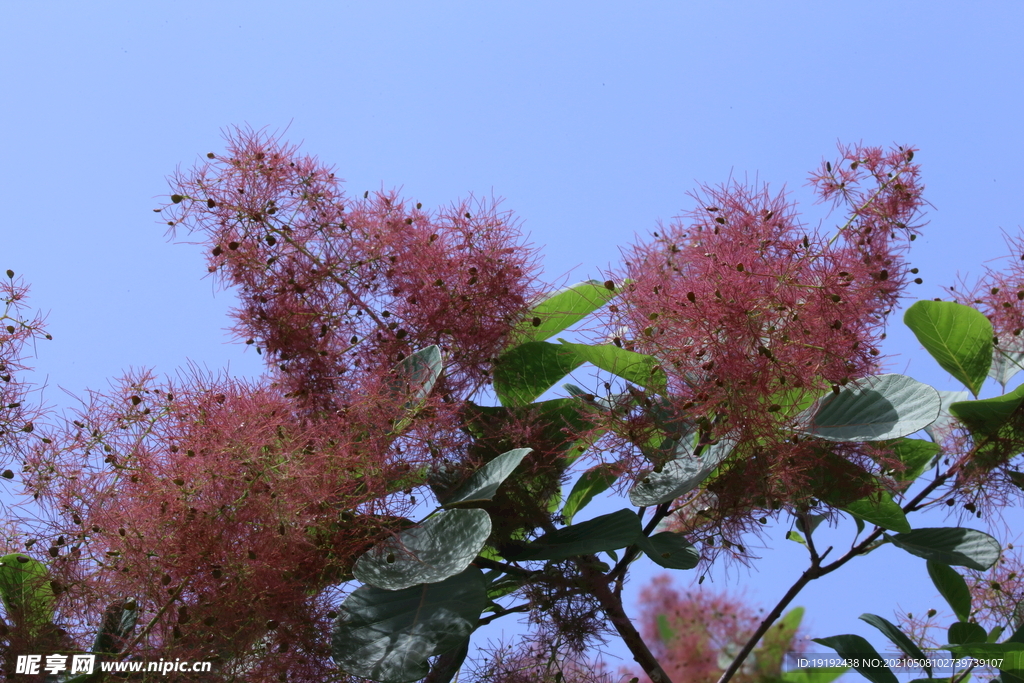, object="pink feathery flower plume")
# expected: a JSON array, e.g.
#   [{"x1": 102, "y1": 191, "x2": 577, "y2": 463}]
[
  {"x1": 24, "y1": 364, "x2": 432, "y2": 680},
  {"x1": 605, "y1": 143, "x2": 924, "y2": 539},
  {"x1": 0, "y1": 272, "x2": 50, "y2": 469},
  {"x1": 162, "y1": 127, "x2": 543, "y2": 412}
]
